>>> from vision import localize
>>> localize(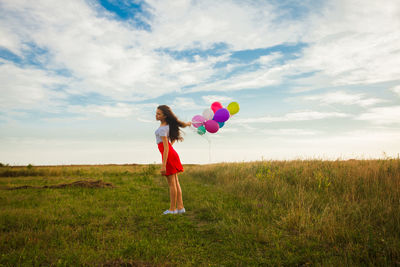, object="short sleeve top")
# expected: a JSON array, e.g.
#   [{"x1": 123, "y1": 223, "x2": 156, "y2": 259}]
[{"x1": 155, "y1": 125, "x2": 169, "y2": 144}]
